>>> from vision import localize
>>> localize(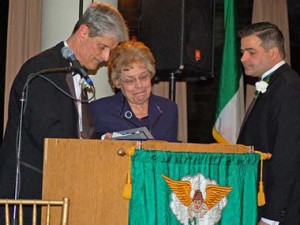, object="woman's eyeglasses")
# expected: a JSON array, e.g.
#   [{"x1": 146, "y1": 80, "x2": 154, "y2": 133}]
[{"x1": 119, "y1": 74, "x2": 151, "y2": 86}]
